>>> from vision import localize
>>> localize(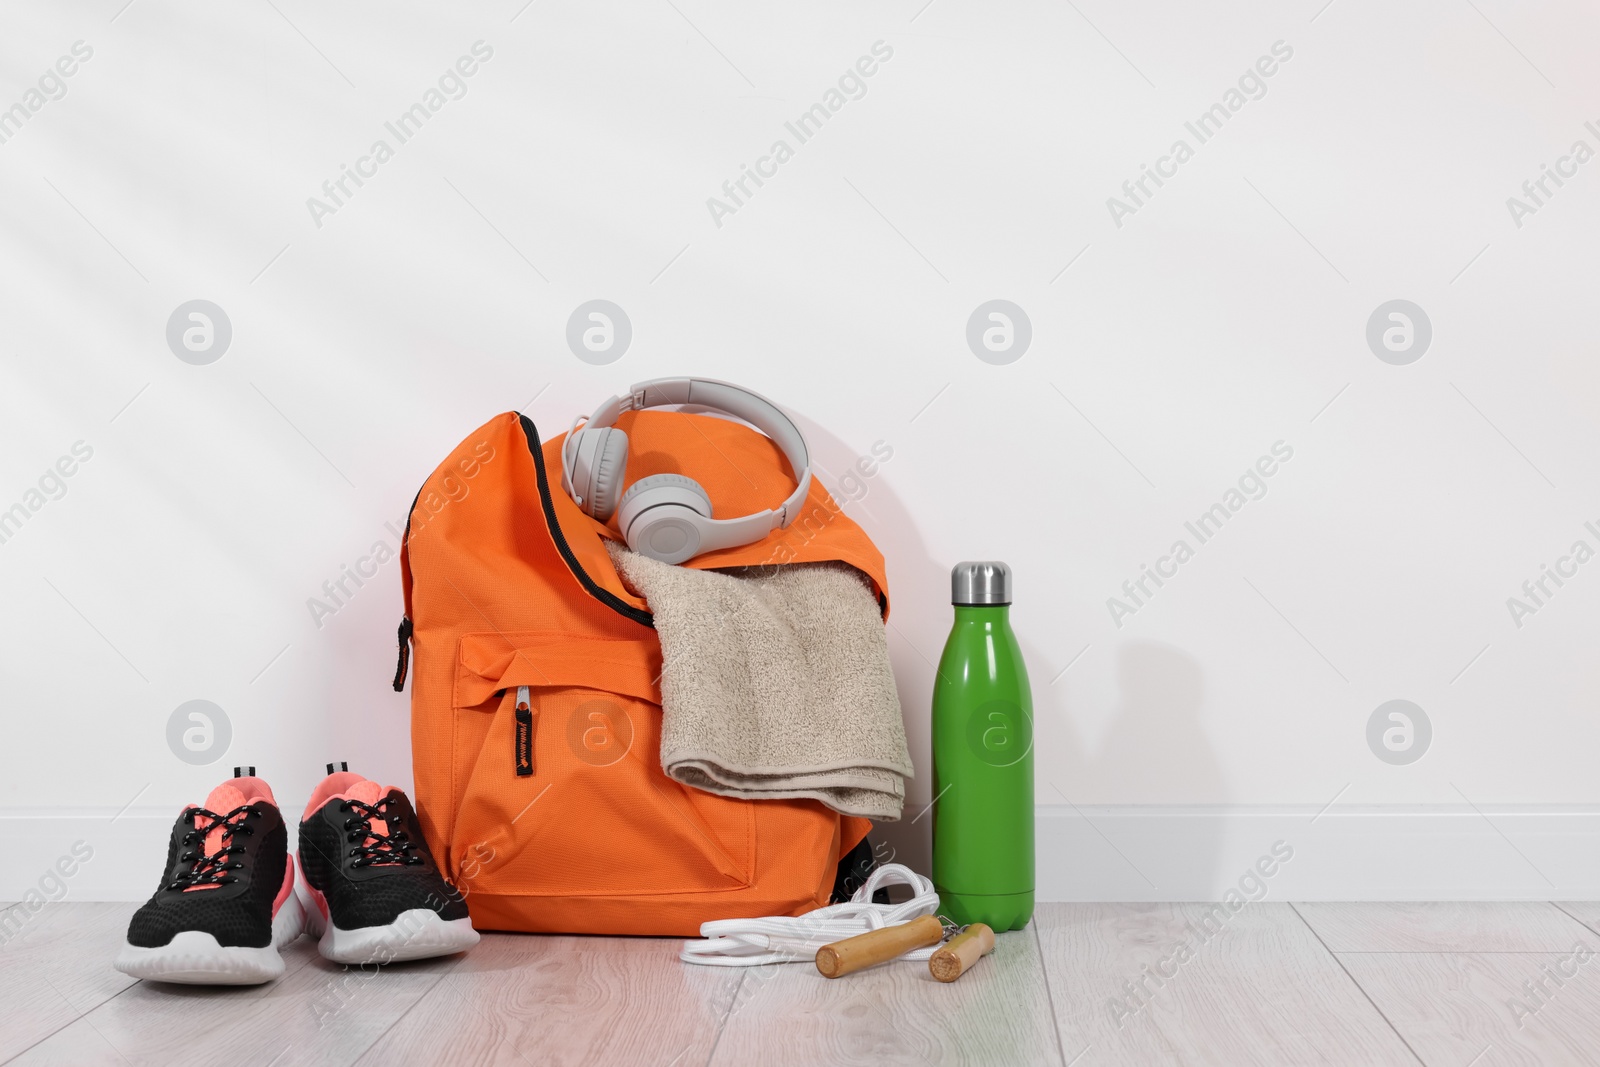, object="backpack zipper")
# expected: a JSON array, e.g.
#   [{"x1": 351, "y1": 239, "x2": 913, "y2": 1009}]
[
  {"x1": 517, "y1": 414, "x2": 654, "y2": 629},
  {"x1": 391, "y1": 413, "x2": 654, "y2": 692}
]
